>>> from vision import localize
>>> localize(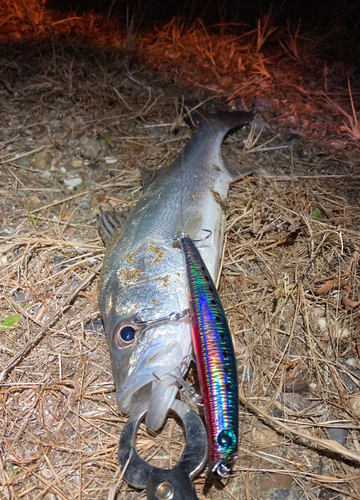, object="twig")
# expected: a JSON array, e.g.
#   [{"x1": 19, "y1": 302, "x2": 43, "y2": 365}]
[
  {"x1": 0, "y1": 145, "x2": 52, "y2": 164},
  {"x1": 29, "y1": 190, "x2": 91, "y2": 214},
  {"x1": 4, "y1": 296, "x2": 43, "y2": 327},
  {"x1": 239, "y1": 392, "x2": 360, "y2": 464},
  {"x1": 107, "y1": 455, "x2": 132, "y2": 500},
  {"x1": 0, "y1": 262, "x2": 102, "y2": 382}
]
